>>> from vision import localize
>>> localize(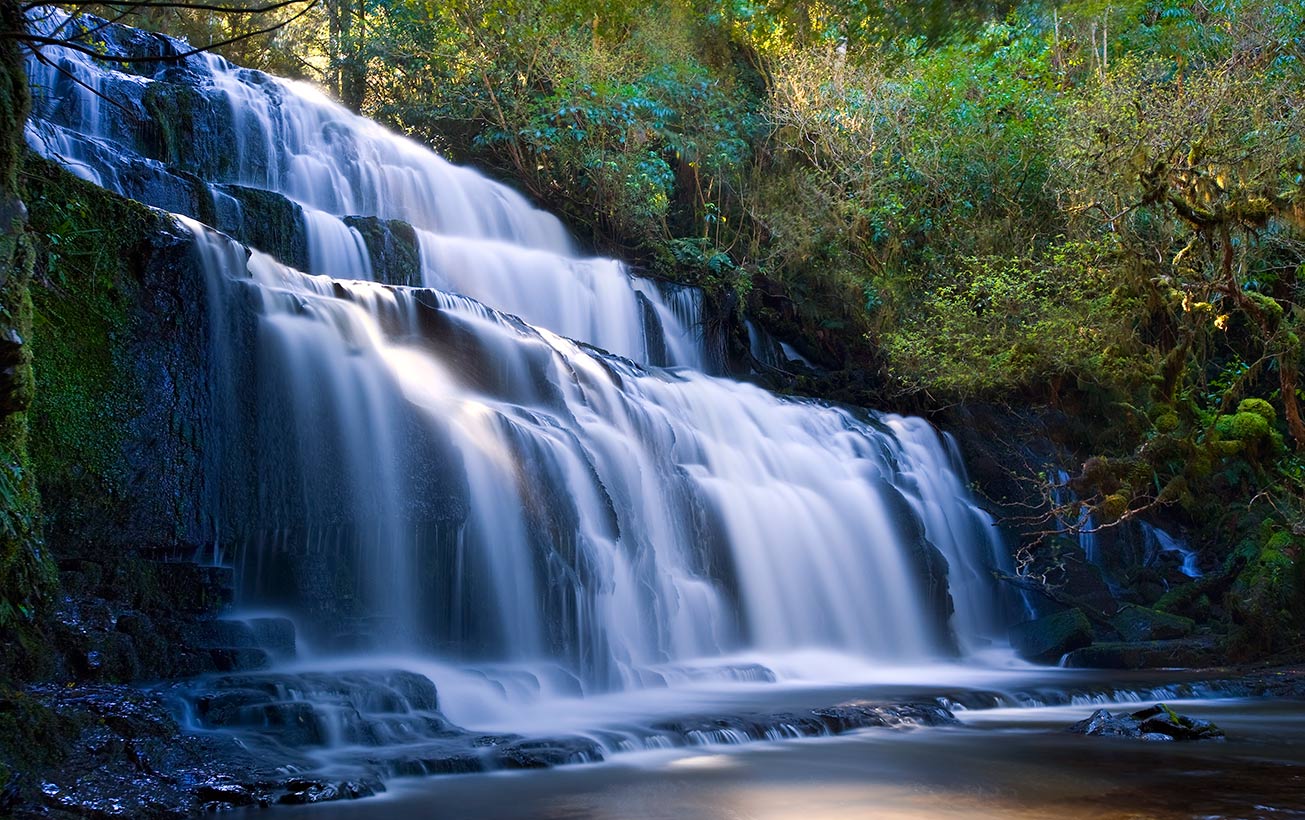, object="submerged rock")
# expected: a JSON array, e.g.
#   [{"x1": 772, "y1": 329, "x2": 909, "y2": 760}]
[
  {"x1": 1068, "y1": 703, "x2": 1225, "y2": 741},
  {"x1": 1008, "y1": 609, "x2": 1094, "y2": 663}
]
